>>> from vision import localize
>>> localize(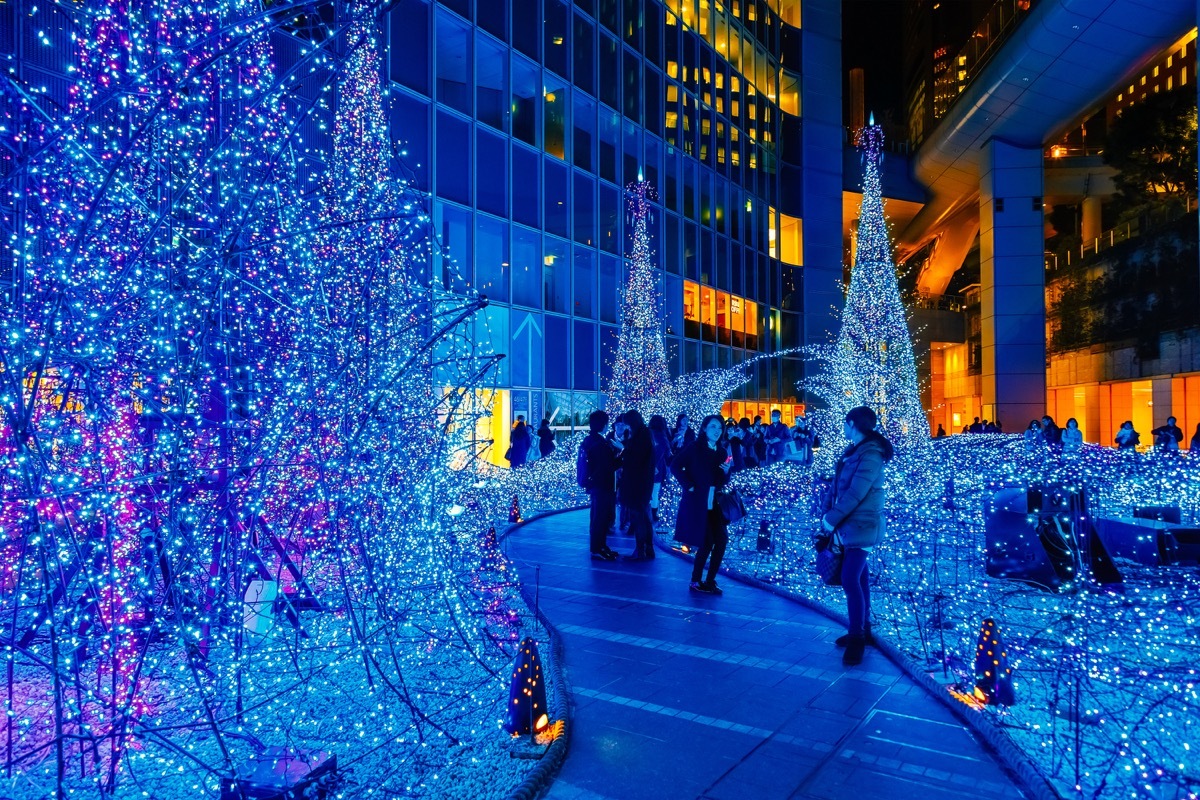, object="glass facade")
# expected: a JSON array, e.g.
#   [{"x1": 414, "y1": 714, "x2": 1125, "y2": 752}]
[{"x1": 388, "y1": 0, "x2": 819, "y2": 441}]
